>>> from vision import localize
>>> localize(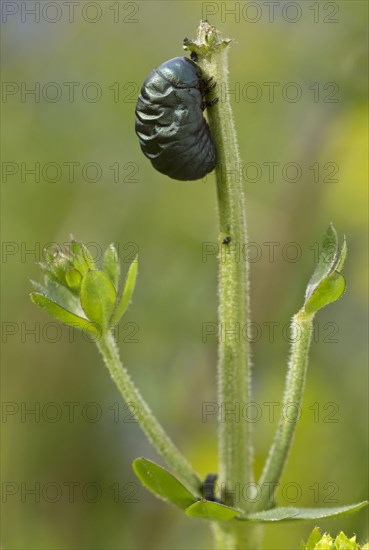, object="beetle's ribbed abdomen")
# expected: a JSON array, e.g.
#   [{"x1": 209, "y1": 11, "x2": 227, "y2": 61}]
[{"x1": 135, "y1": 57, "x2": 216, "y2": 181}]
